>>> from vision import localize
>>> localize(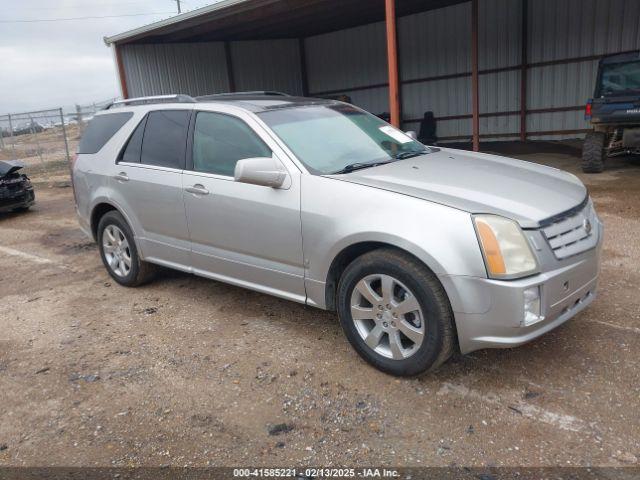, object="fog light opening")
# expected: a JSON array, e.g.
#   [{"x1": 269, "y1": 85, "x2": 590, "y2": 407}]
[{"x1": 523, "y1": 286, "x2": 544, "y2": 327}]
